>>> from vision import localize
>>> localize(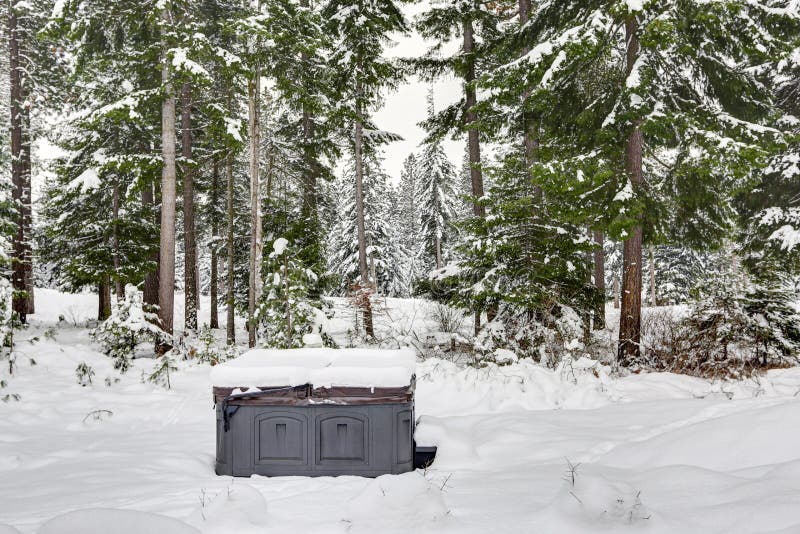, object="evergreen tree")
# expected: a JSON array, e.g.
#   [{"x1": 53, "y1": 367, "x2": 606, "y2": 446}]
[
  {"x1": 416, "y1": 90, "x2": 459, "y2": 275},
  {"x1": 255, "y1": 238, "x2": 316, "y2": 349},
  {"x1": 397, "y1": 153, "x2": 421, "y2": 285},
  {"x1": 261, "y1": 0, "x2": 338, "y2": 288},
  {"x1": 476, "y1": 0, "x2": 796, "y2": 365},
  {"x1": 328, "y1": 153, "x2": 408, "y2": 298},
  {"x1": 325, "y1": 0, "x2": 410, "y2": 337}
]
